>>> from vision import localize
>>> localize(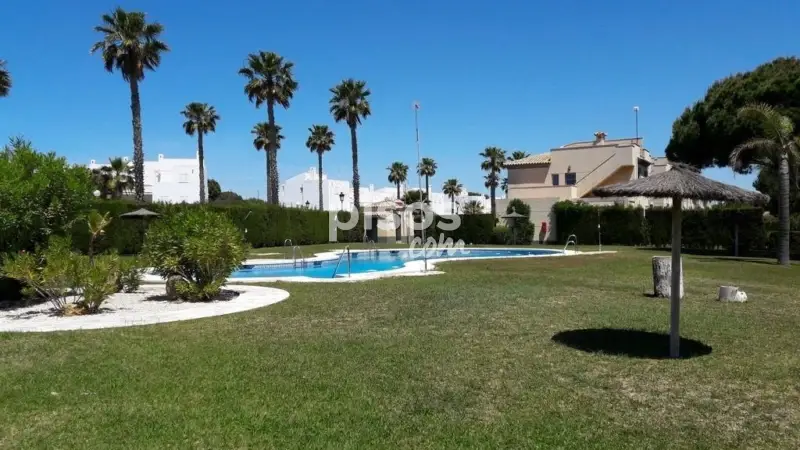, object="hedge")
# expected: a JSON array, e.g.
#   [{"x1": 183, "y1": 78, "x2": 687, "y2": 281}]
[
  {"x1": 71, "y1": 200, "x2": 335, "y2": 254},
  {"x1": 419, "y1": 214, "x2": 496, "y2": 244},
  {"x1": 553, "y1": 200, "x2": 767, "y2": 256}
]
